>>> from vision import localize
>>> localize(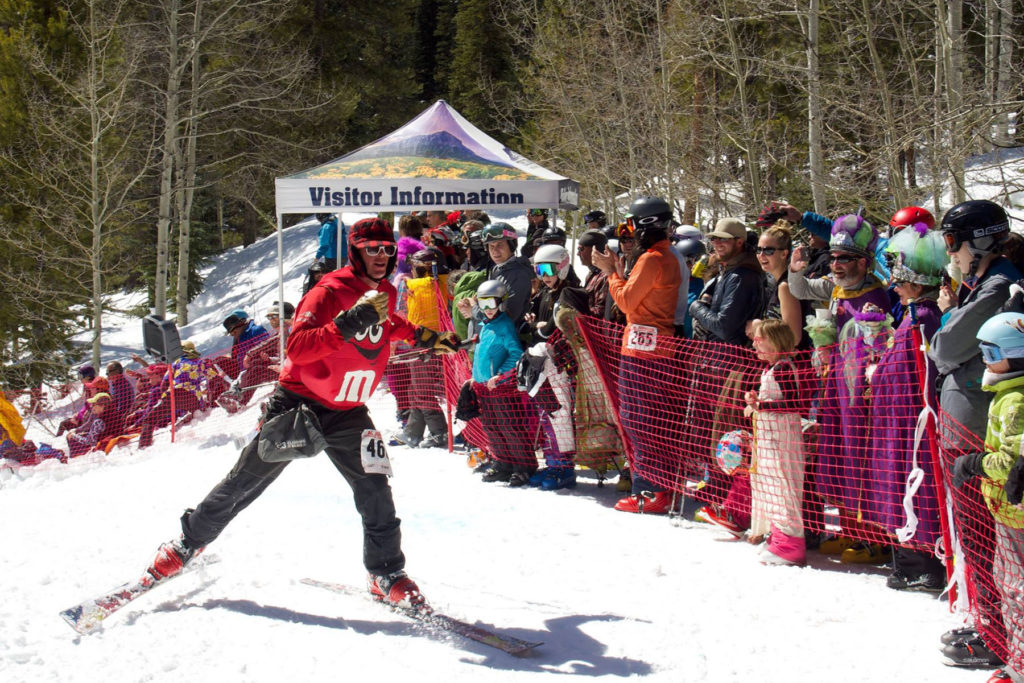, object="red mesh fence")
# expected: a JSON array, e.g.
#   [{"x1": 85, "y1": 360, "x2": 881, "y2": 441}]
[{"x1": 4, "y1": 308, "x2": 1023, "y2": 668}]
